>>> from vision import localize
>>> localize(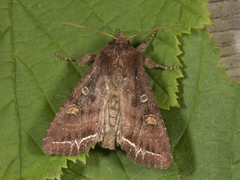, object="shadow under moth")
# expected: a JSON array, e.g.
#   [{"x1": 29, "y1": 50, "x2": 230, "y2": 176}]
[{"x1": 42, "y1": 22, "x2": 182, "y2": 169}]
